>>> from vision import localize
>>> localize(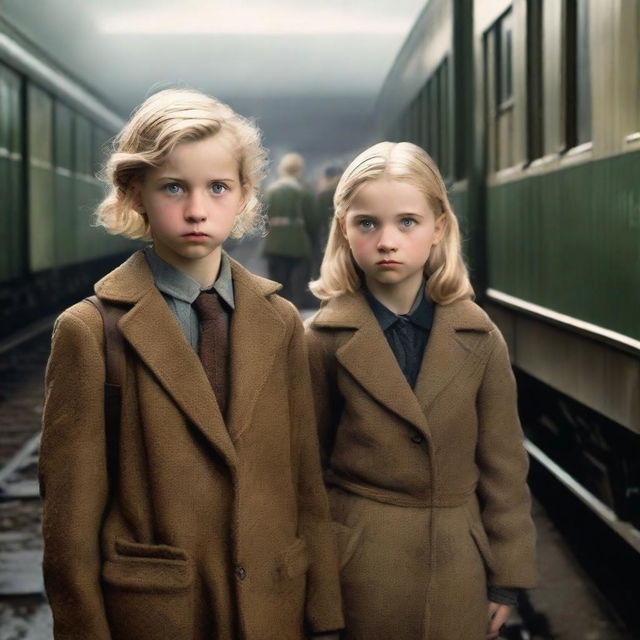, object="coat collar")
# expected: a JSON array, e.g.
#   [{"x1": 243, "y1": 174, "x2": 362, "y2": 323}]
[
  {"x1": 94, "y1": 250, "x2": 283, "y2": 470},
  {"x1": 309, "y1": 290, "x2": 495, "y2": 436}
]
